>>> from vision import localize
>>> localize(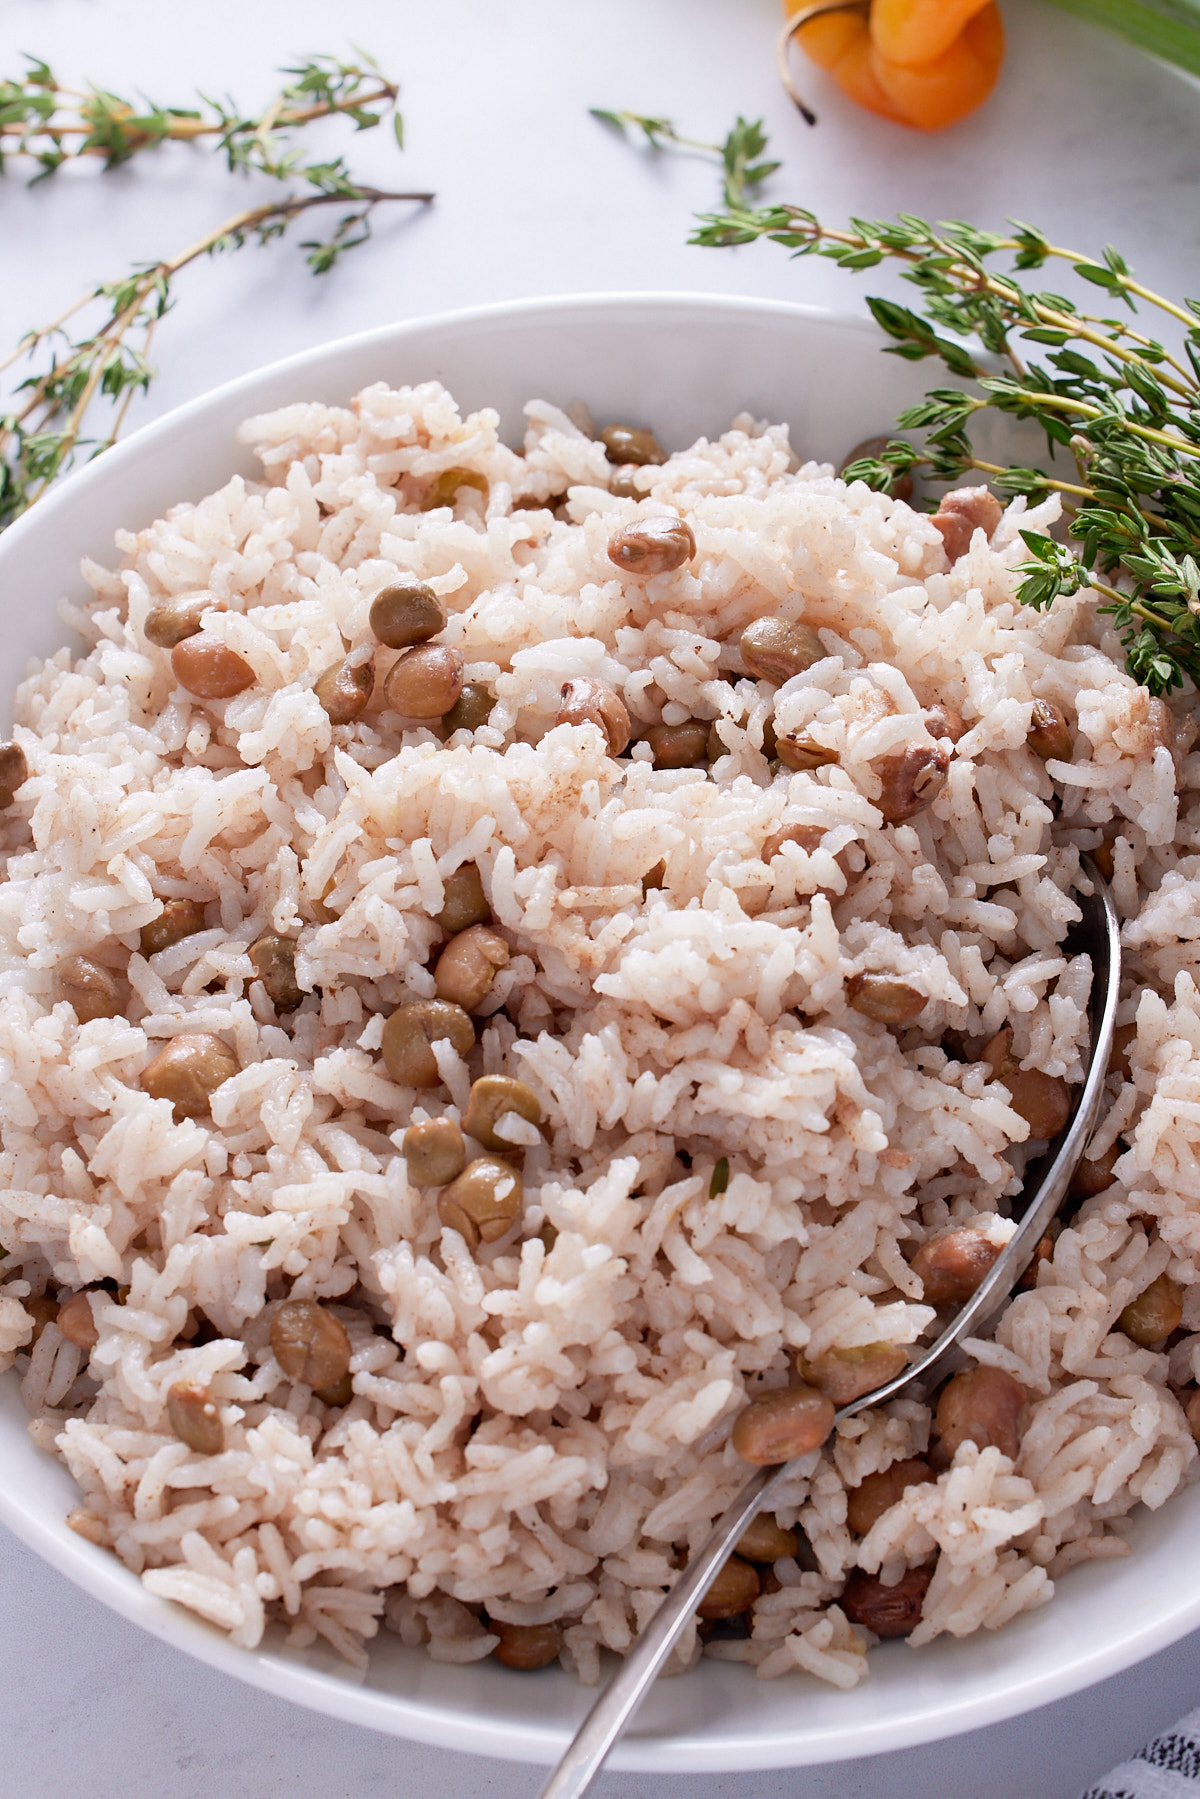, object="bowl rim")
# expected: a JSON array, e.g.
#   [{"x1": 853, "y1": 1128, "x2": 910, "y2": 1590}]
[
  {"x1": 0, "y1": 287, "x2": 885, "y2": 576},
  {"x1": 3, "y1": 287, "x2": 1199, "y2": 1772}
]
